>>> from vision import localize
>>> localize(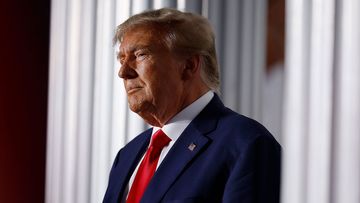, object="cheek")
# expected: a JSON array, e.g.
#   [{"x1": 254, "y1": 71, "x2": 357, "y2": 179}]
[
  {"x1": 136, "y1": 68, "x2": 160, "y2": 97},
  {"x1": 139, "y1": 60, "x2": 183, "y2": 92},
  {"x1": 136, "y1": 60, "x2": 155, "y2": 78}
]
